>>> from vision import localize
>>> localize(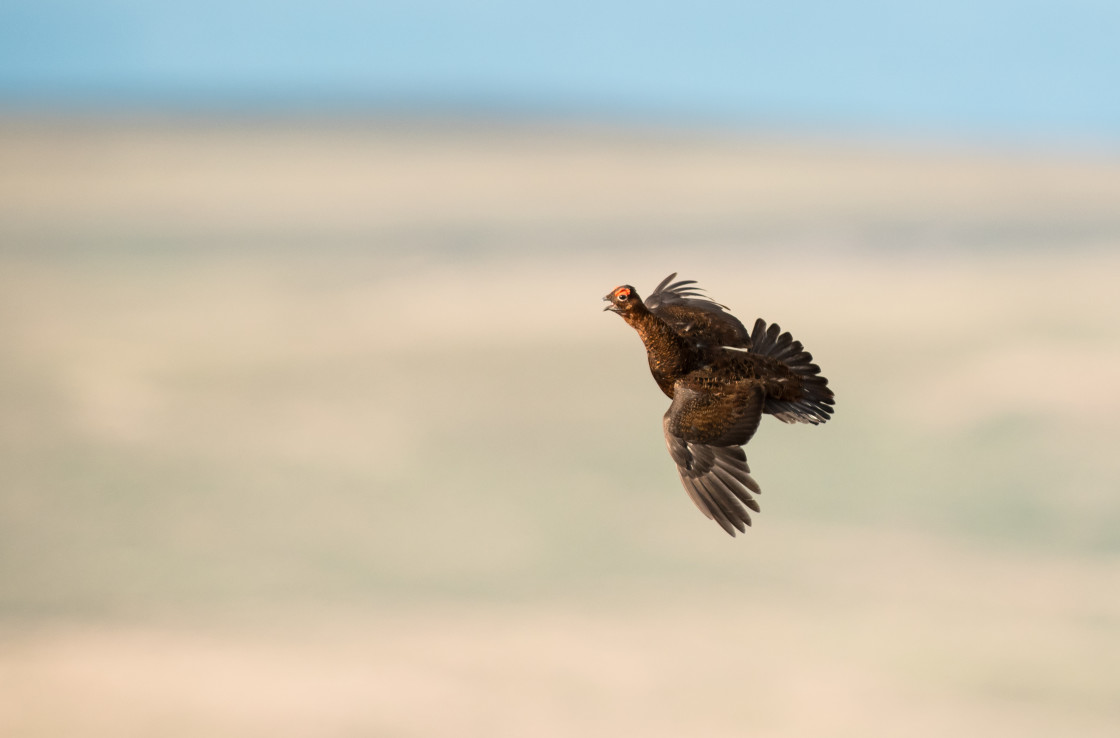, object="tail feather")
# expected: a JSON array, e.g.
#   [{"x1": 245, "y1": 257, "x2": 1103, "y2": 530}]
[{"x1": 749, "y1": 318, "x2": 835, "y2": 425}]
